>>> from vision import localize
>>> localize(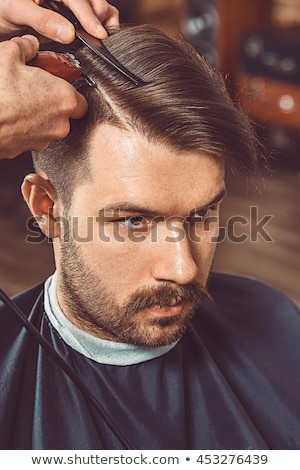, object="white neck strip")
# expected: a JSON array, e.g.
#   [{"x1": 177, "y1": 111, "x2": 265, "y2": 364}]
[{"x1": 44, "y1": 273, "x2": 178, "y2": 366}]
